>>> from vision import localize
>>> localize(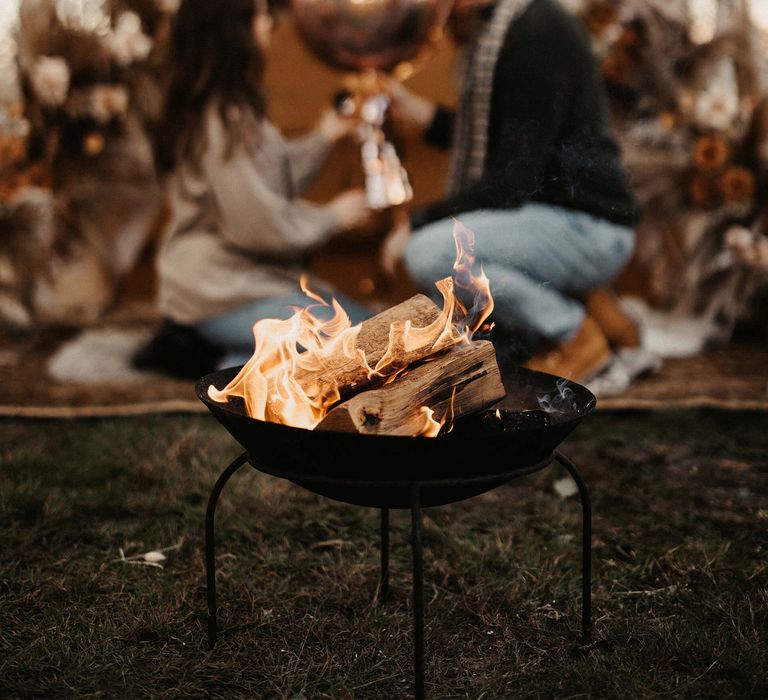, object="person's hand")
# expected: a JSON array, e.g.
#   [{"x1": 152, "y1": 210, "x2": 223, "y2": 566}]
[
  {"x1": 380, "y1": 217, "x2": 412, "y2": 275},
  {"x1": 328, "y1": 189, "x2": 371, "y2": 231},
  {"x1": 379, "y1": 76, "x2": 436, "y2": 129},
  {"x1": 318, "y1": 109, "x2": 357, "y2": 143}
]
